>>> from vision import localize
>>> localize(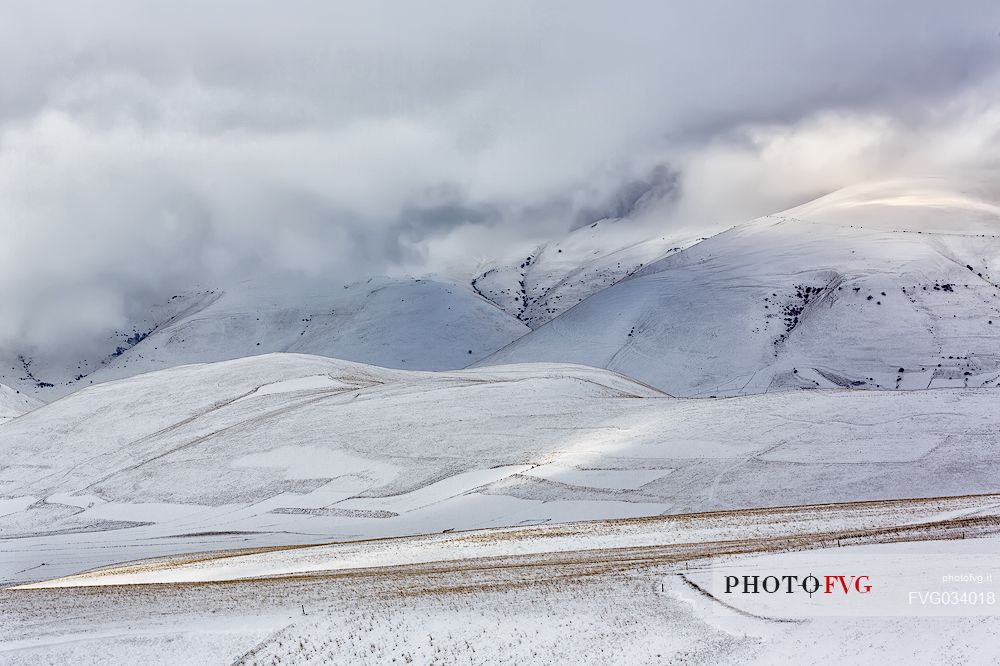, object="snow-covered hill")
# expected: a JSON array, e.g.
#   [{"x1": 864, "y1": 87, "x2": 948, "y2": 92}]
[
  {"x1": 472, "y1": 219, "x2": 706, "y2": 327},
  {"x1": 0, "y1": 276, "x2": 528, "y2": 399},
  {"x1": 0, "y1": 383, "x2": 41, "y2": 425},
  {"x1": 4, "y1": 352, "x2": 1000, "y2": 584},
  {"x1": 481, "y1": 178, "x2": 1000, "y2": 395}
]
